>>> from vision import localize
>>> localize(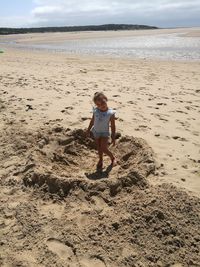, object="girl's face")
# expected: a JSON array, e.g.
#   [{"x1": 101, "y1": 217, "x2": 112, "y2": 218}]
[{"x1": 95, "y1": 96, "x2": 108, "y2": 111}]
